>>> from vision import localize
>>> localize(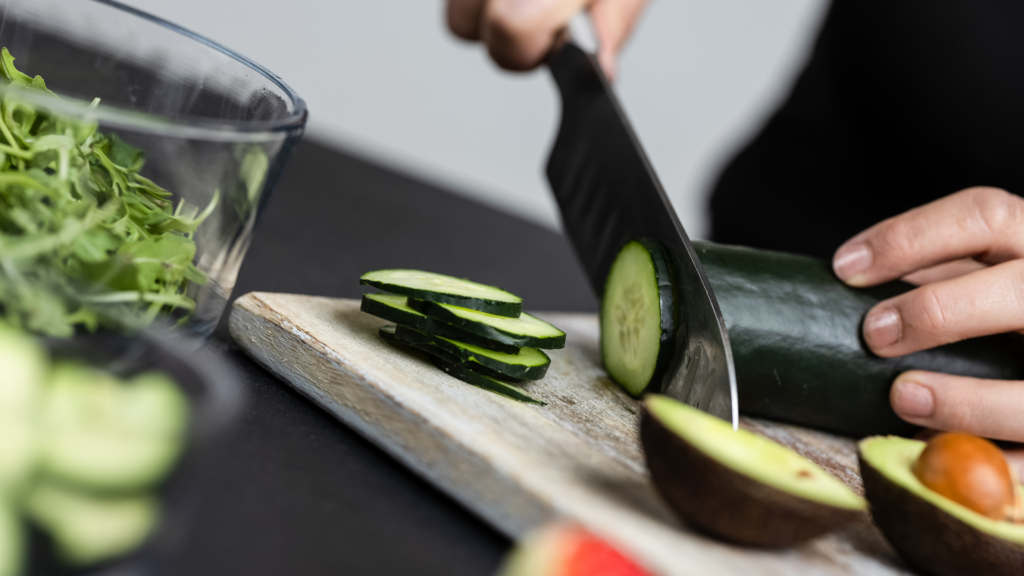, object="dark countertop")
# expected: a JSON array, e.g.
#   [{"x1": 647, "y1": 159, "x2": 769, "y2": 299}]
[{"x1": 163, "y1": 139, "x2": 598, "y2": 576}]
